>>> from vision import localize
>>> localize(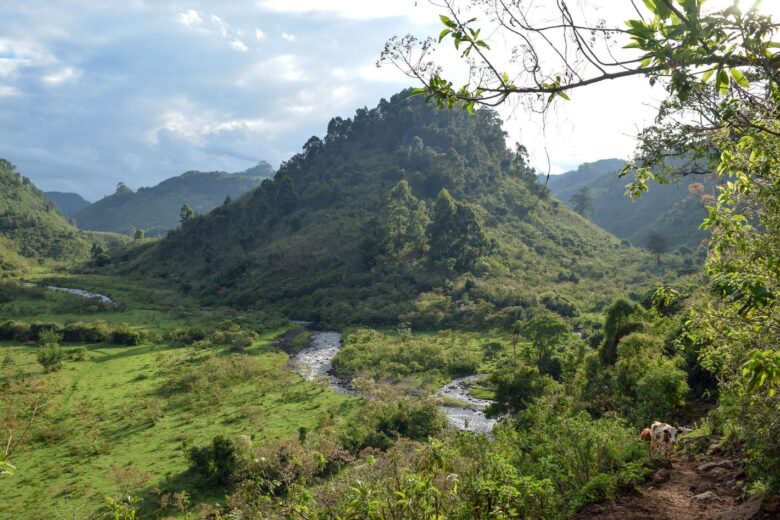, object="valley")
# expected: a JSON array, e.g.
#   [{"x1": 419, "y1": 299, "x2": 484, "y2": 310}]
[{"x1": 2, "y1": 1, "x2": 780, "y2": 518}]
